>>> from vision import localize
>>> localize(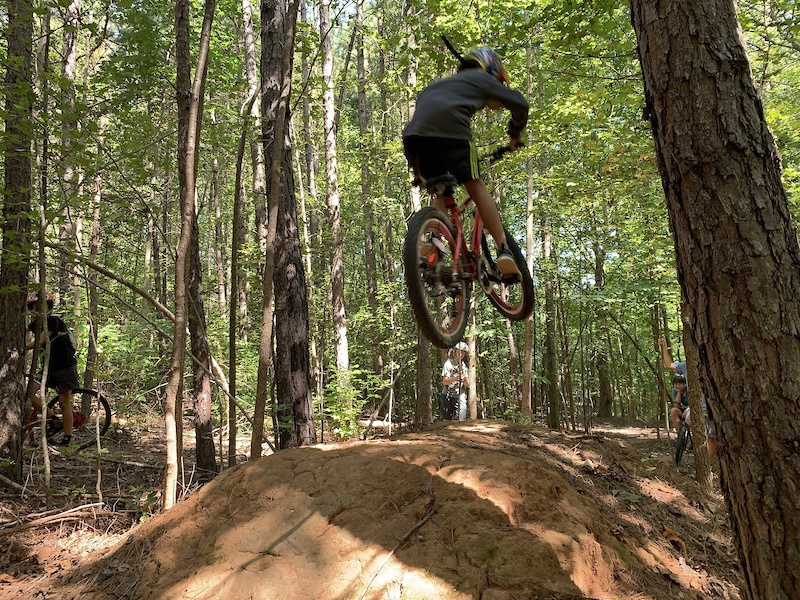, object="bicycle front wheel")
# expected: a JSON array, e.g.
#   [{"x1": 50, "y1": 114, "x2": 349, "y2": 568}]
[
  {"x1": 480, "y1": 229, "x2": 534, "y2": 321},
  {"x1": 674, "y1": 424, "x2": 691, "y2": 467},
  {"x1": 48, "y1": 388, "x2": 112, "y2": 448},
  {"x1": 404, "y1": 207, "x2": 471, "y2": 348}
]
